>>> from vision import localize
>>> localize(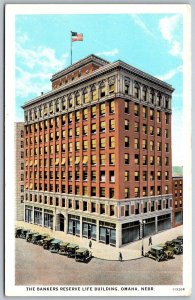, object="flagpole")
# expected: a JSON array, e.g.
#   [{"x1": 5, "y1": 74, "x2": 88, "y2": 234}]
[{"x1": 70, "y1": 31, "x2": 72, "y2": 65}]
